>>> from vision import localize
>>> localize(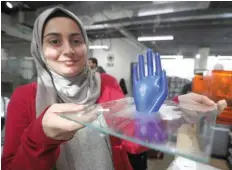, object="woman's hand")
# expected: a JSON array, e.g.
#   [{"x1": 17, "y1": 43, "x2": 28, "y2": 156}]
[
  {"x1": 42, "y1": 103, "x2": 98, "y2": 141},
  {"x1": 178, "y1": 93, "x2": 227, "y2": 112},
  {"x1": 177, "y1": 93, "x2": 227, "y2": 122},
  {"x1": 217, "y1": 99, "x2": 227, "y2": 113},
  {"x1": 178, "y1": 93, "x2": 216, "y2": 112}
]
